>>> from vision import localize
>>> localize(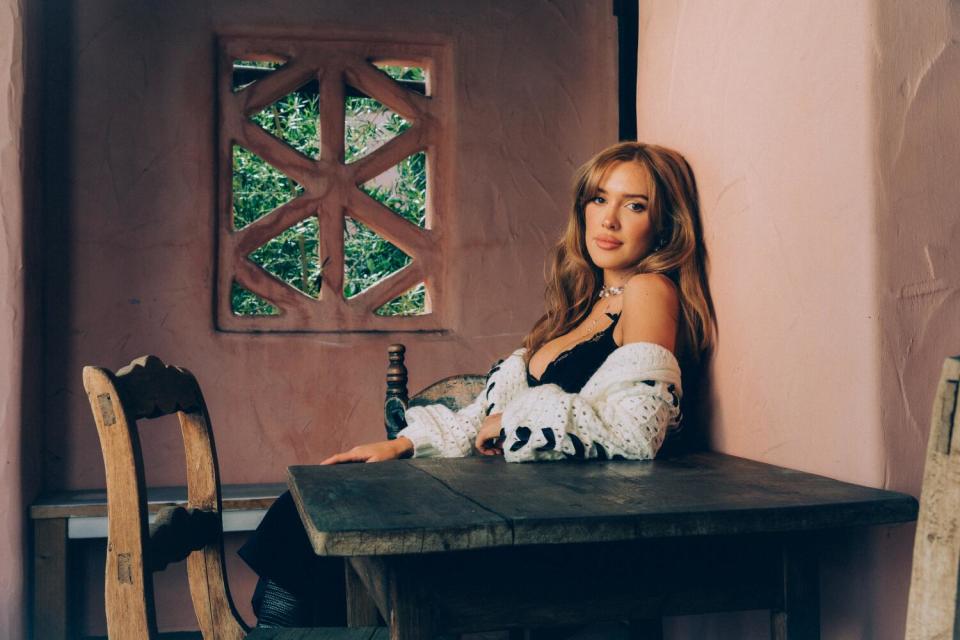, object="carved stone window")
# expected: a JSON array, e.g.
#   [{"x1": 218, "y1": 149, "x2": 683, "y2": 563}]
[{"x1": 216, "y1": 36, "x2": 451, "y2": 332}]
